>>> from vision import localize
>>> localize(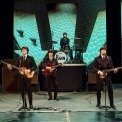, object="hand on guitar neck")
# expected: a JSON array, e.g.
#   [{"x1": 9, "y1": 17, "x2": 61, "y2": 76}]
[
  {"x1": 7, "y1": 64, "x2": 32, "y2": 74},
  {"x1": 7, "y1": 64, "x2": 12, "y2": 70},
  {"x1": 113, "y1": 68, "x2": 118, "y2": 73}
]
